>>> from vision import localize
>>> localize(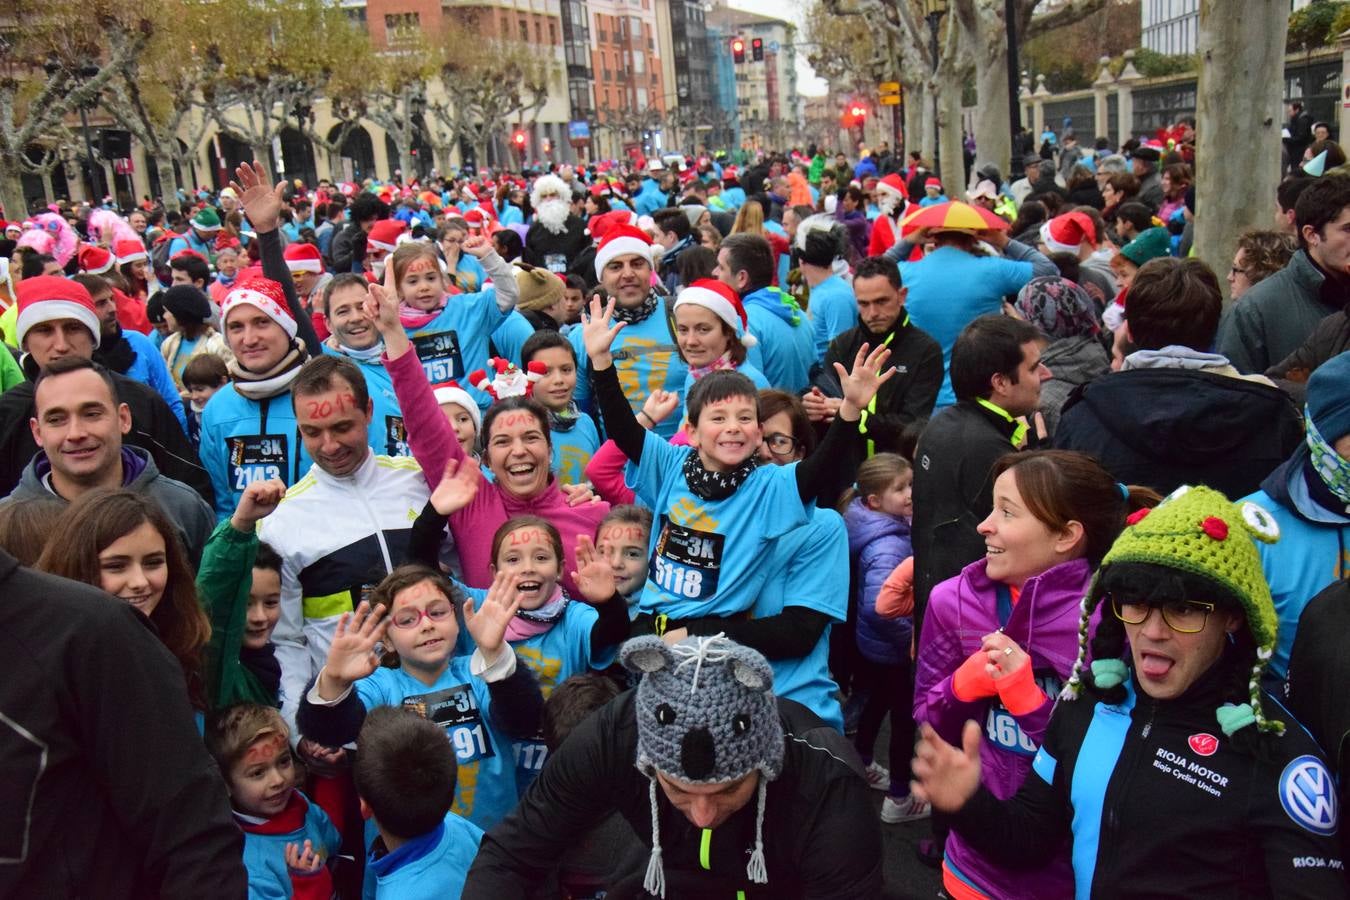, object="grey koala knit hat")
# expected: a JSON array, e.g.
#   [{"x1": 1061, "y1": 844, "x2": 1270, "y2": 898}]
[{"x1": 621, "y1": 634, "x2": 784, "y2": 897}]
